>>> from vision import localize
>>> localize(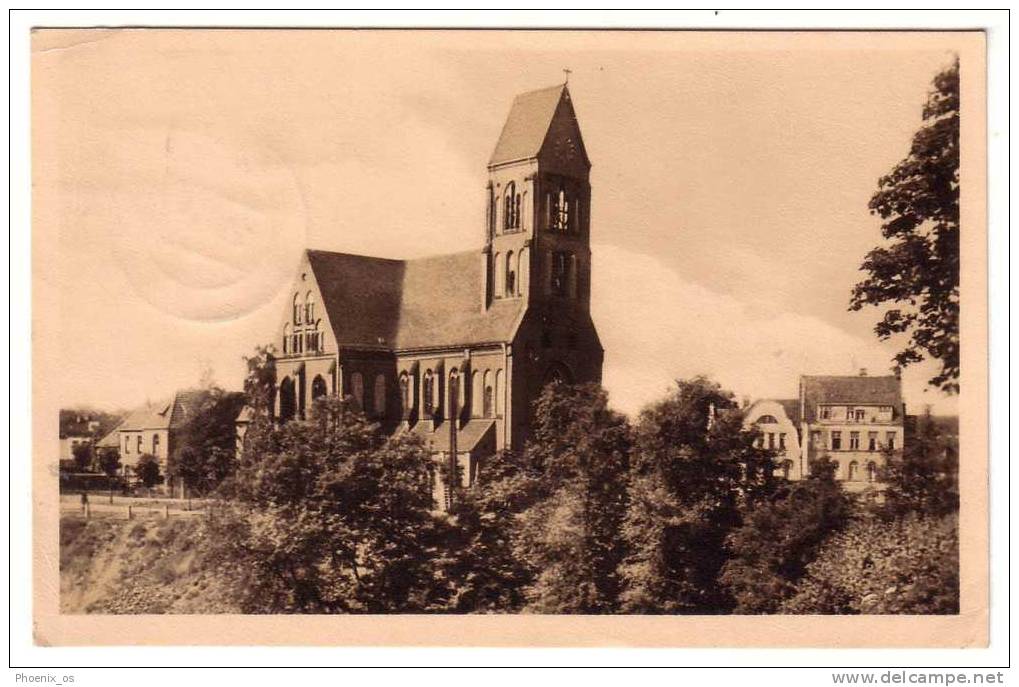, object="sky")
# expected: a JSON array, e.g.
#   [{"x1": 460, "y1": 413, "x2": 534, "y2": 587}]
[{"x1": 33, "y1": 29, "x2": 961, "y2": 417}]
